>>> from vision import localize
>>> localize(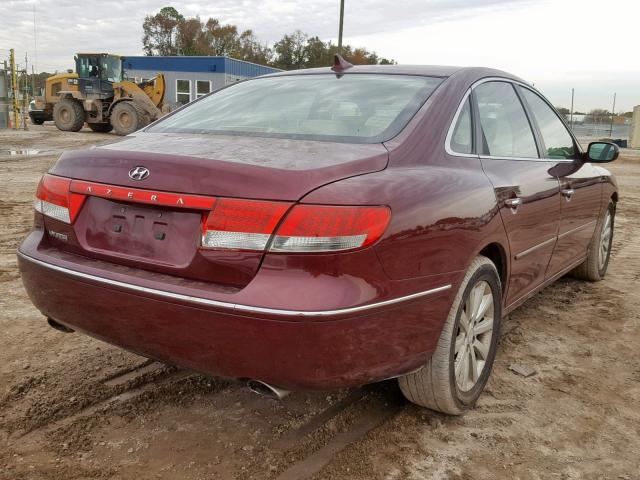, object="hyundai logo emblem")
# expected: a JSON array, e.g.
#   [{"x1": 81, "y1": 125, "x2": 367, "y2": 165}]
[{"x1": 129, "y1": 166, "x2": 150, "y2": 181}]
